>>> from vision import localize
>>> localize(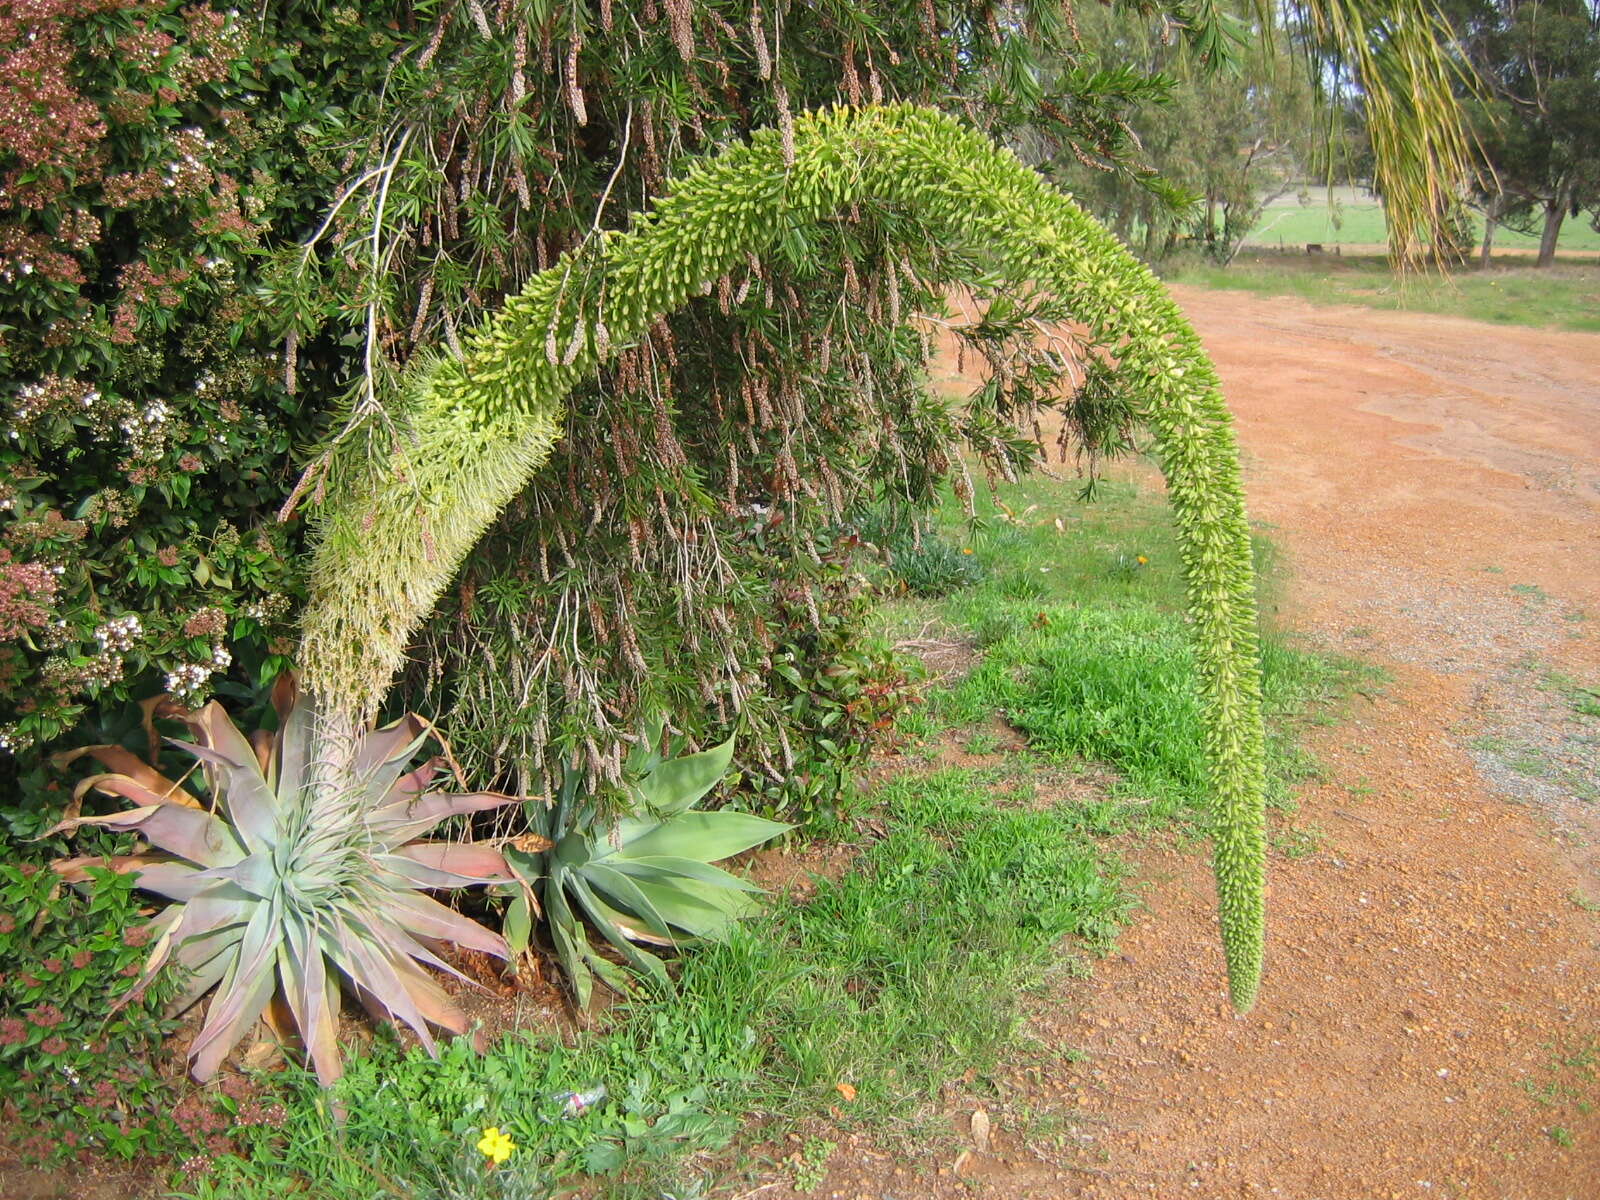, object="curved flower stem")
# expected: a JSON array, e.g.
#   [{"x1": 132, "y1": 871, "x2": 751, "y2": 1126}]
[{"x1": 300, "y1": 103, "x2": 1267, "y2": 1009}]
